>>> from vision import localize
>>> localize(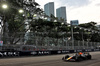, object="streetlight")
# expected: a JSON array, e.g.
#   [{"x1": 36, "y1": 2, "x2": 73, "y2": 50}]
[
  {"x1": 2, "y1": 4, "x2": 8, "y2": 9},
  {"x1": 19, "y1": 9, "x2": 24, "y2": 13}
]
